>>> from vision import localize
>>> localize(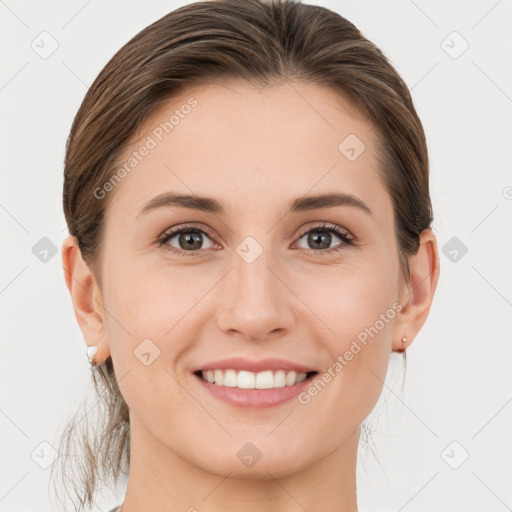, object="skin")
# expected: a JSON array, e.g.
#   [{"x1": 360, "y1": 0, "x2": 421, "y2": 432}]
[{"x1": 62, "y1": 79, "x2": 440, "y2": 512}]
